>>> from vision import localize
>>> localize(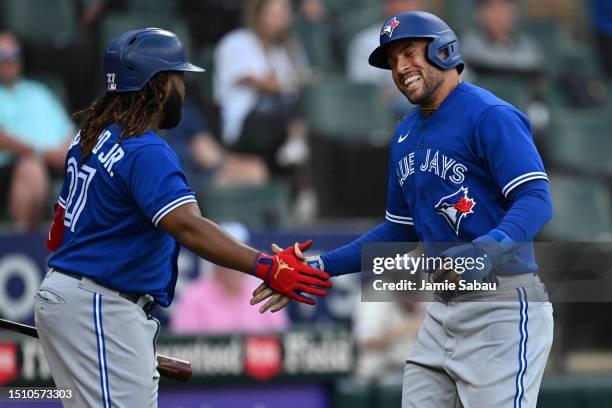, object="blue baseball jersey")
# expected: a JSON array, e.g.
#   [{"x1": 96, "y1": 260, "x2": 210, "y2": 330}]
[
  {"x1": 386, "y1": 82, "x2": 547, "y2": 273},
  {"x1": 48, "y1": 124, "x2": 197, "y2": 306}
]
